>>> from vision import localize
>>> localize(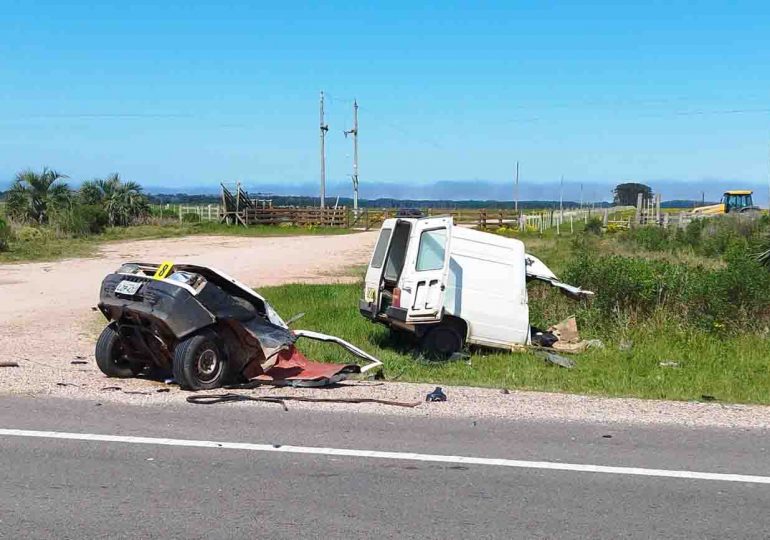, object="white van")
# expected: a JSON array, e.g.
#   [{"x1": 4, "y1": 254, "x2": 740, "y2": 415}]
[{"x1": 359, "y1": 216, "x2": 592, "y2": 355}]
